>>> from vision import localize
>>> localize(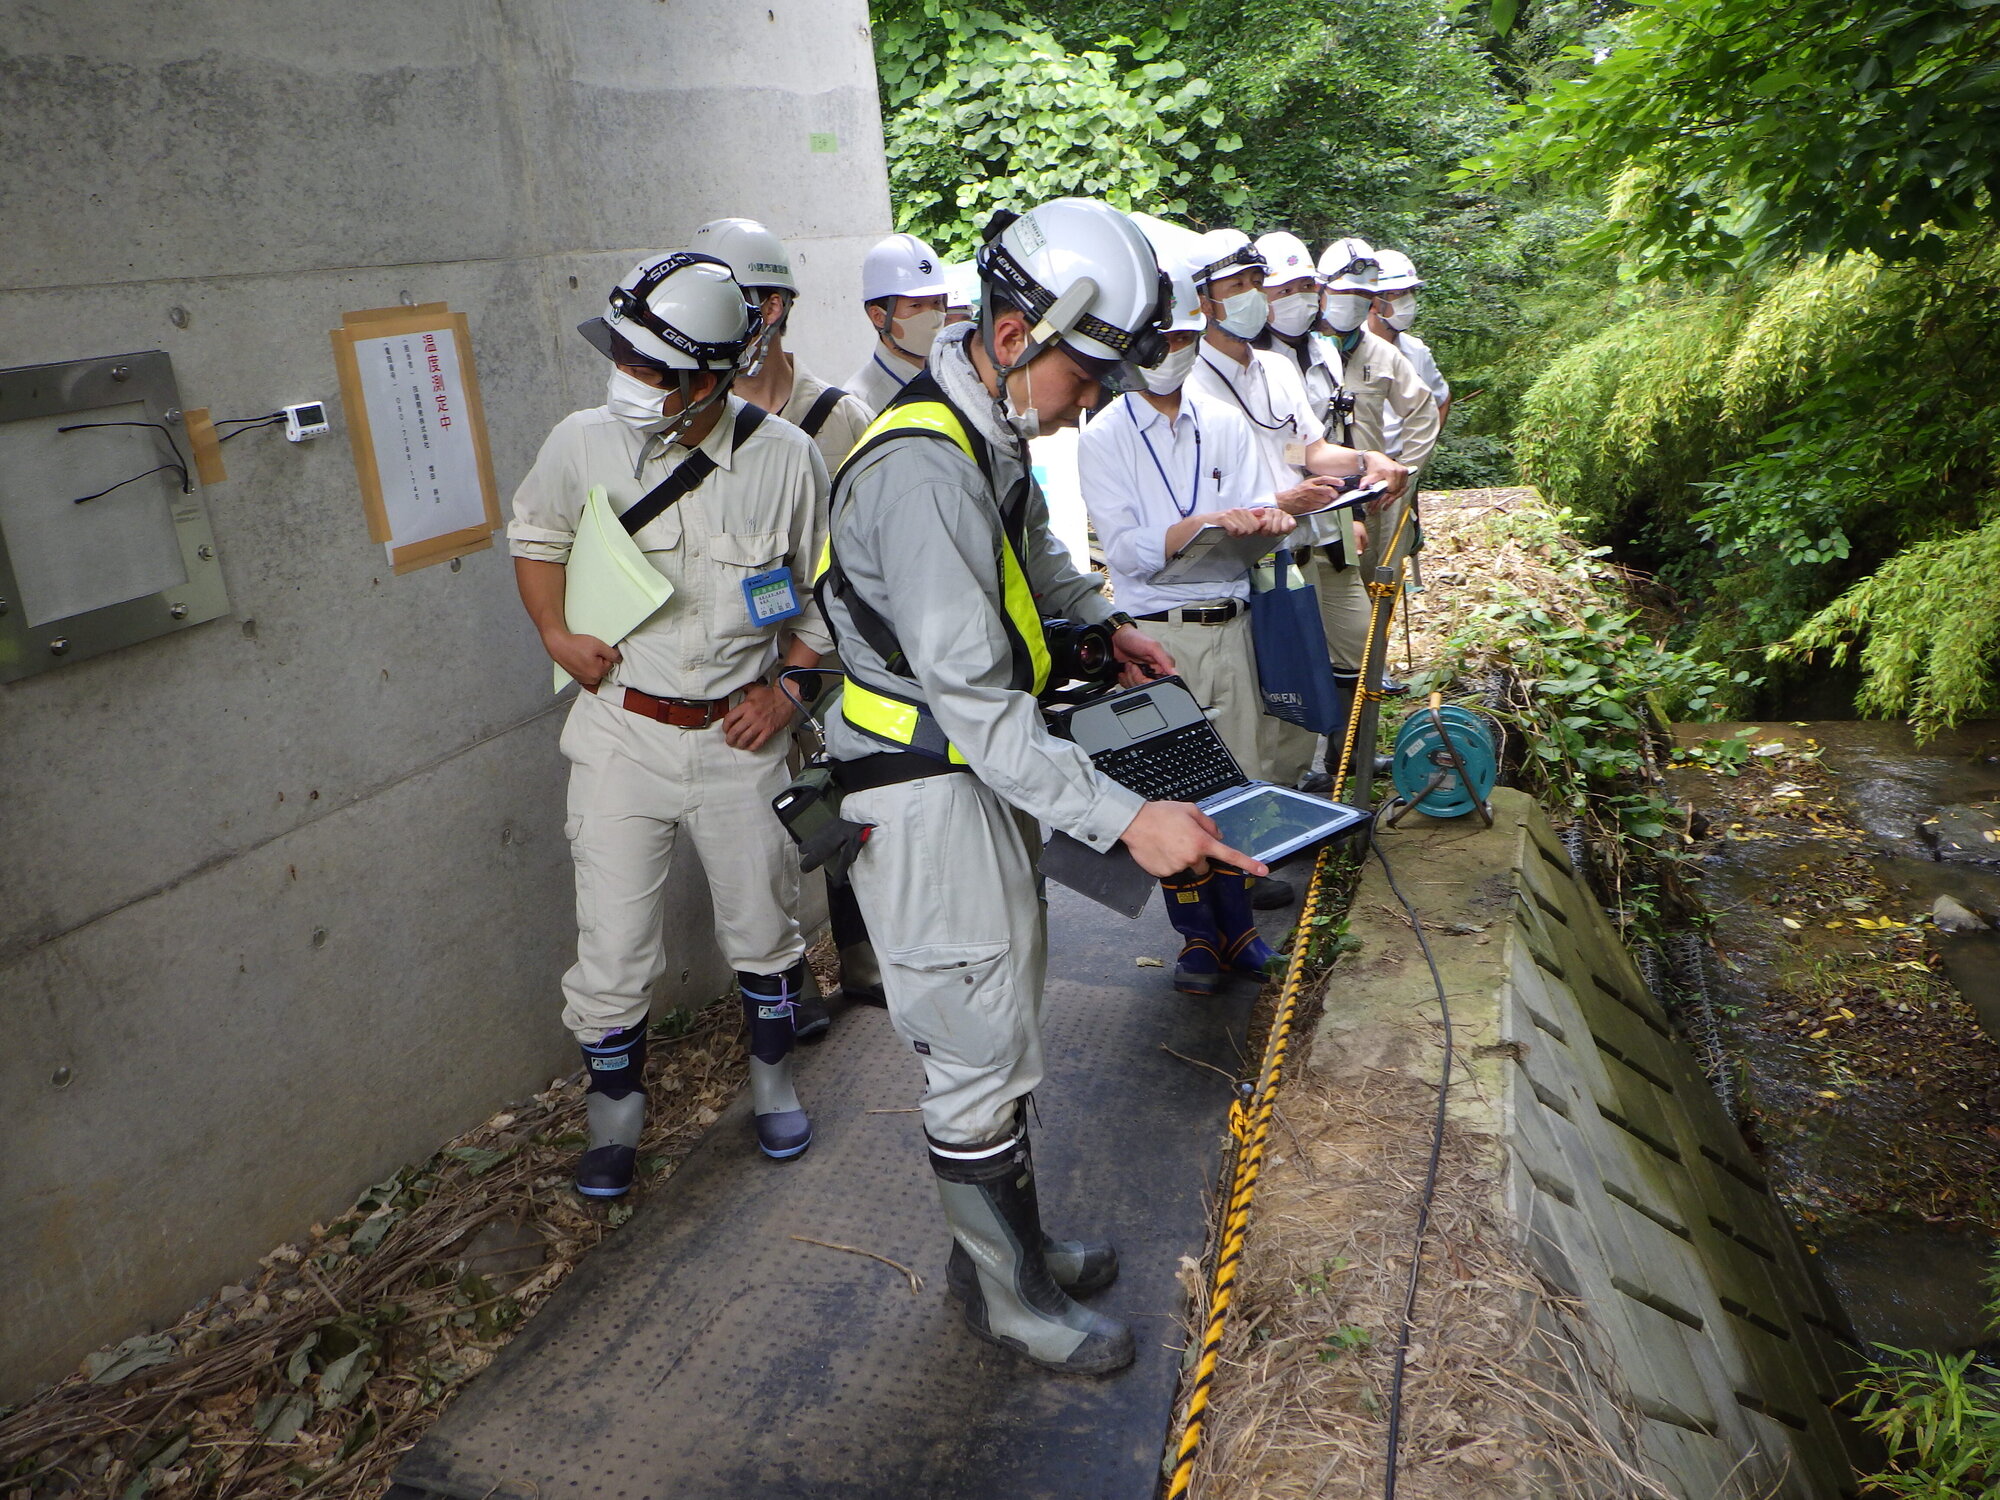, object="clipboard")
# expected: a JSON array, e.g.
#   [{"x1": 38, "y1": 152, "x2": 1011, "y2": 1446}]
[
  {"x1": 555, "y1": 485, "x2": 673, "y2": 692},
  {"x1": 1291, "y1": 479, "x2": 1387, "y2": 553},
  {"x1": 1152, "y1": 524, "x2": 1284, "y2": 587}
]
